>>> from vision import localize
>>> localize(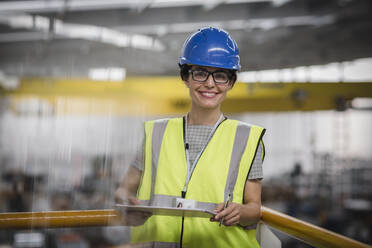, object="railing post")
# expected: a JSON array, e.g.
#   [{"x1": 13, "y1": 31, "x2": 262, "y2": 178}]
[{"x1": 256, "y1": 222, "x2": 281, "y2": 248}]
